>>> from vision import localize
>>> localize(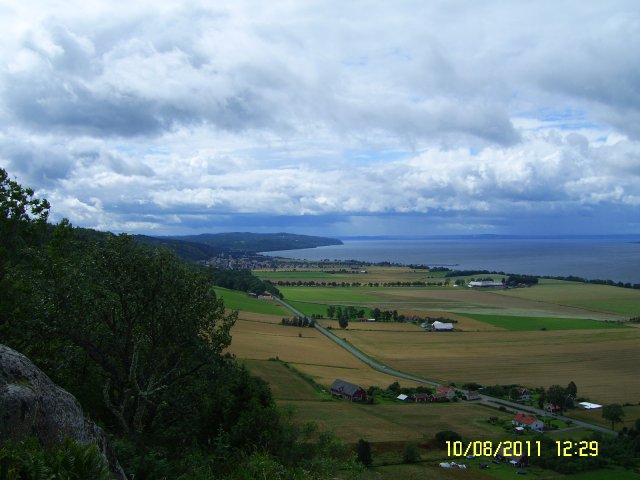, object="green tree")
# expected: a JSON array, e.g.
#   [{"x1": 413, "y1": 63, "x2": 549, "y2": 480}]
[
  {"x1": 0, "y1": 169, "x2": 50, "y2": 337},
  {"x1": 0, "y1": 168, "x2": 50, "y2": 260},
  {"x1": 402, "y1": 442, "x2": 421, "y2": 463},
  {"x1": 602, "y1": 404, "x2": 625, "y2": 431},
  {"x1": 546, "y1": 384, "x2": 567, "y2": 413},
  {"x1": 356, "y1": 439, "x2": 372, "y2": 467},
  {"x1": 38, "y1": 234, "x2": 237, "y2": 438},
  {"x1": 510, "y1": 387, "x2": 521, "y2": 401},
  {"x1": 567, "y1": 381, "x2": 577, "y2": 398},
  {"x1": 537, "y1": 389, "x2": 547, "y2": 409}
]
